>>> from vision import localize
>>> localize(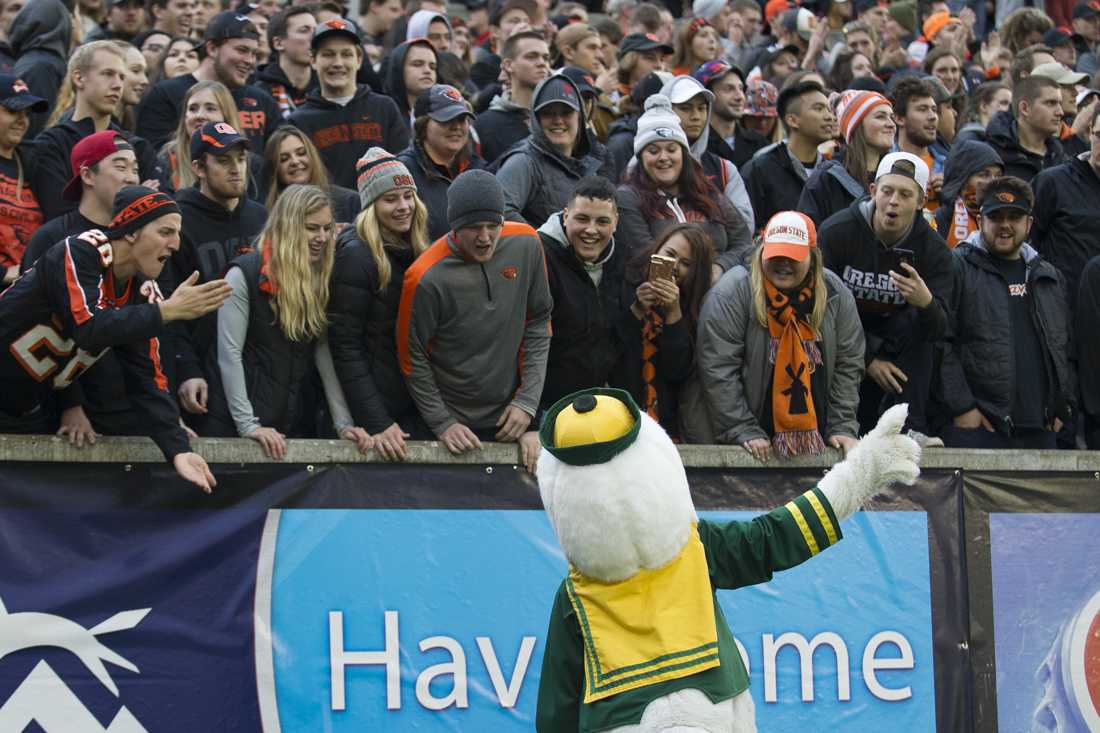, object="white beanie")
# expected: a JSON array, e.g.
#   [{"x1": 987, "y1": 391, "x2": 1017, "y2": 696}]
[
  {"x1": 692, "y1": 0, "x2": 726, "y2": 21},
  {"x1": 633, "y1": 95, "x2": 690, "y2": 156}
]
